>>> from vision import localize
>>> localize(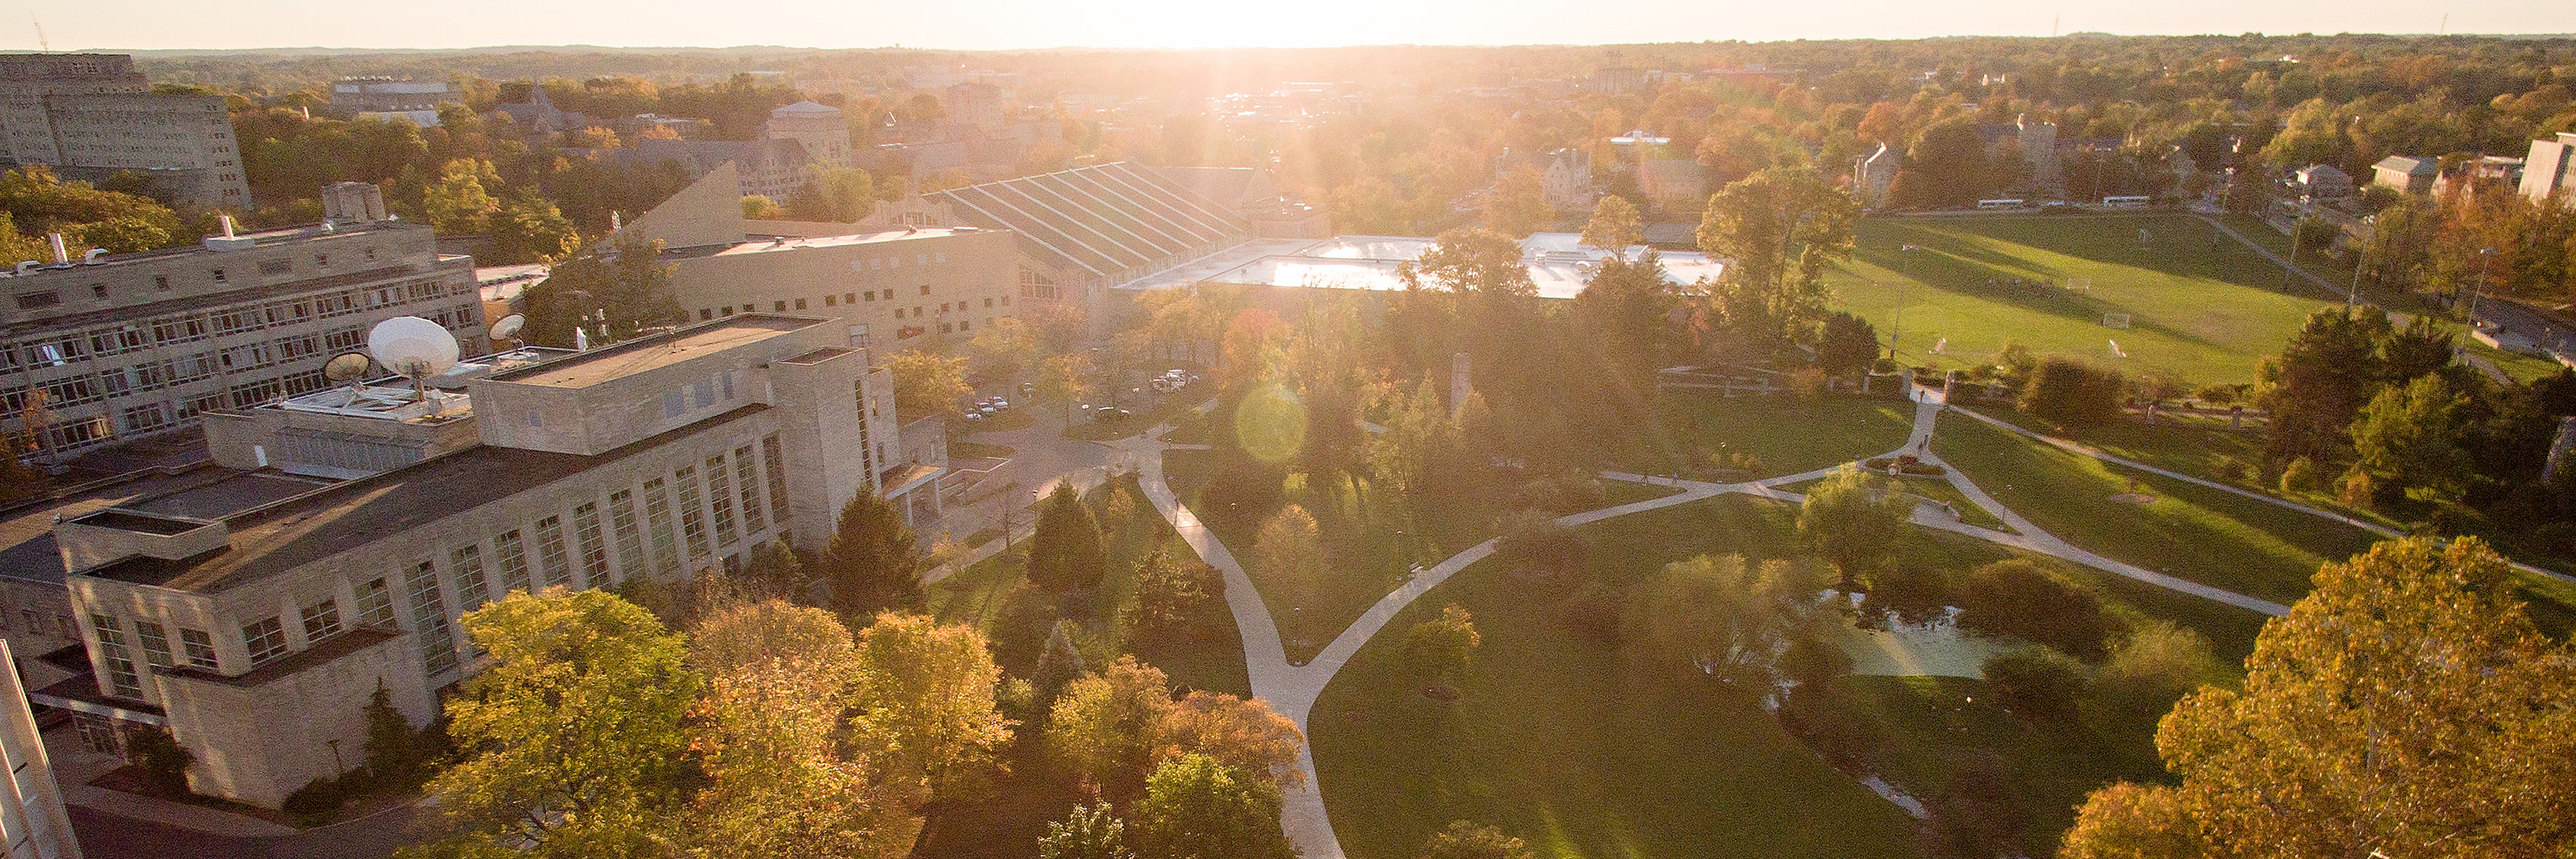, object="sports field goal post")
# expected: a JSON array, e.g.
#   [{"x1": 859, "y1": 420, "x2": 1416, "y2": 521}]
[
  {"x1": 2064, "y1": 277, "x2": 2091, "y2": 292},
  {"x1": 2101, "y1": 312, "x2": 2132, "y2": 329}
]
